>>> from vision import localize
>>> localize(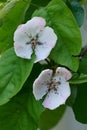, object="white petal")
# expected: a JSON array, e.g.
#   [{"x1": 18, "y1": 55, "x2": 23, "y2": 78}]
[
  {"x1": 38, "y1": 26, "x2": 57, "y2": 48},
  {"x1": 25, "y1": 17, "x2": 46, "y2": 37},
  {"x1": 35, "y1": 44, "x2": 53, "y2": 63},
  {"x1": 42, "y1": 82, "x2": 70, "y2": 110},
  {"x1": 14, "y1": 24, "x2": 33, "y2": 59},
  {"x1": 42, "y1": 90, "x2": 65, "y2": 110},
  {"x1": 14, "y1": 42, "x2": 33, "y2": 59},
  {"x1": 14, "y1": 24, "x2": 30, "y2": 44},
  {"x1": 58, "y1": 82, "x2": 71, "y2": 101},
  {"x1": 35, "y1": 27, "x2": 57, "y2": 62},
  {"x1": 14, "y1": 17, "x2": 46, "y2": 43},
  {"x1": 33, "y1": 69, "x2": 53, "y2": 100},
  {"x1": 55, "y1": 67, "x2": 72, "y2": 81}
]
